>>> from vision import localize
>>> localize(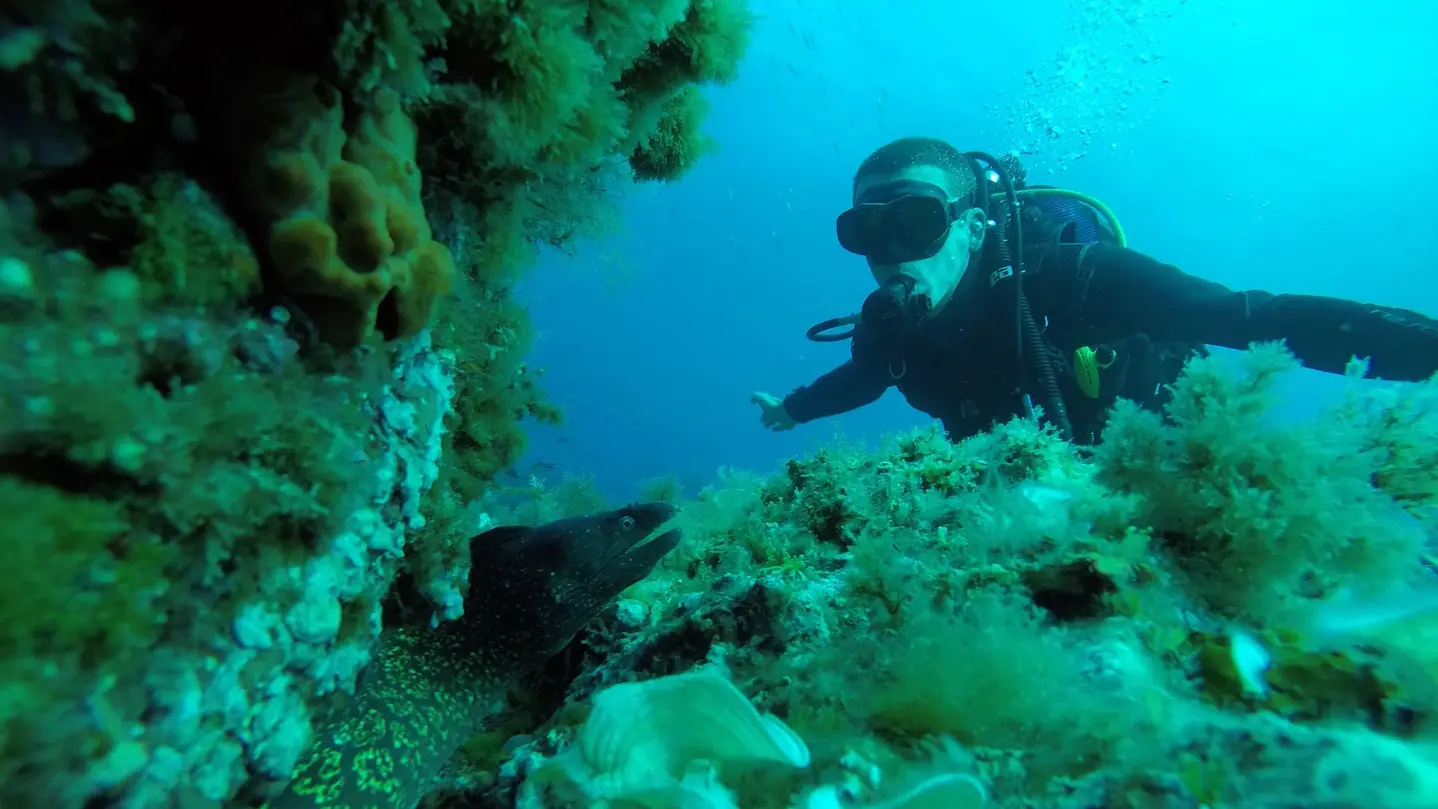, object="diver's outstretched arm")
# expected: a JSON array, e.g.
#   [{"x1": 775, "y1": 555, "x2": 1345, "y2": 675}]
[
  {"x1": 782, "y1": 358, "x2": 891, "y2": 423},
  {"x1": 1047, "y1": 242, "x2": 1438, "y2": 381}
]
